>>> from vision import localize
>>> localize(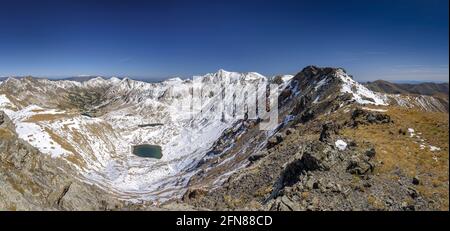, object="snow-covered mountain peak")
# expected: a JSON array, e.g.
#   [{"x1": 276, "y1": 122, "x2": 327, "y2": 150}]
[
  {"x1": 202, "y1": 69, "x2": 267, "y2": 84},
  {"x1": 0, "y1": 66, "x2": 399, "y2": 202},
  {"x1": 283, "y1": 66, "x2": 388, "y2": 107},
  {"x1": 108, "y1": 77, "x2": 122, "y2": 83},
  {"x1": 334, "y1": 69, "x2": 387, "y2": 105},
  {"x1": 82, "y1": 76, "x2": 111, "y2": 87},
  {"x1": 163, "y1": 77, "x2": 184, "y2": 84}
]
